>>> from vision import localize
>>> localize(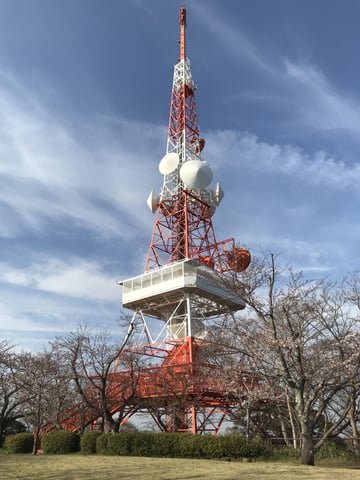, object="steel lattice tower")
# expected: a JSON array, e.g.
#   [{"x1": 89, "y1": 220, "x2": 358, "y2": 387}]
[
  {"x1": 40, "y1": 6, "x2": 252, "y2": 437},
  {"x1": 145, "y1": 7, "x2": 249, "y2": 274},
  {"x1": 119, "y1": 6, "x2": 251, "y2": 433}
]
